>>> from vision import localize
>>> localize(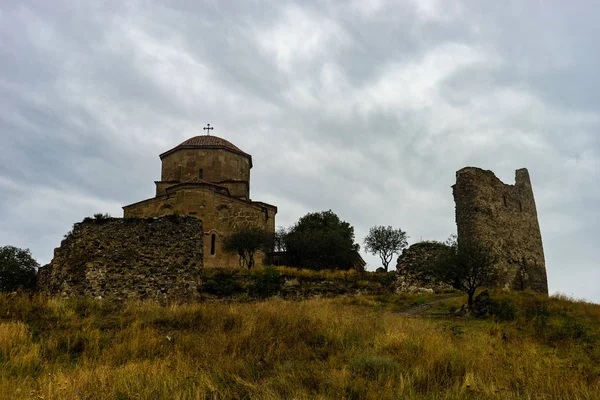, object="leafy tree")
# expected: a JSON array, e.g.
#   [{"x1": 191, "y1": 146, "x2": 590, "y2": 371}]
[
  {"x1": 0, "y1": 246, "x2": 38, "y2": 292},
  {"x1": 223, "y1": 226, "x2": 270, "y2": 269},
  {"x1": 284, "y1": 210, "x2": 360, "y2": 270},
  {"x1": 427, "y1": 236, "x2": 500, "y2": 307},
  {"x1": 364, "y1": 225, "x2": 408, "y2": 272}
]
